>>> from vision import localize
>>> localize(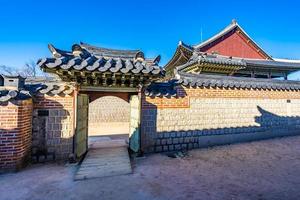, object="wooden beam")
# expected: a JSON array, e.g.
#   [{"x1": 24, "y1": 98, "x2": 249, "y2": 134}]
[
  {"x1": 112, "y1": 74, "x2": 117, "y2": 86},
  {"x1": 129, "y1": 75, "x2": 135, "y2": 87},
  {"x1": 79, "y1": 86, "x2": 138, "y2": 92},
  {"x1": 102, "y1": 74, "x2": 107, "y2": 86},
  {"x1": 121, "y1": 74, "x2": 126, "y2": 87}
]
